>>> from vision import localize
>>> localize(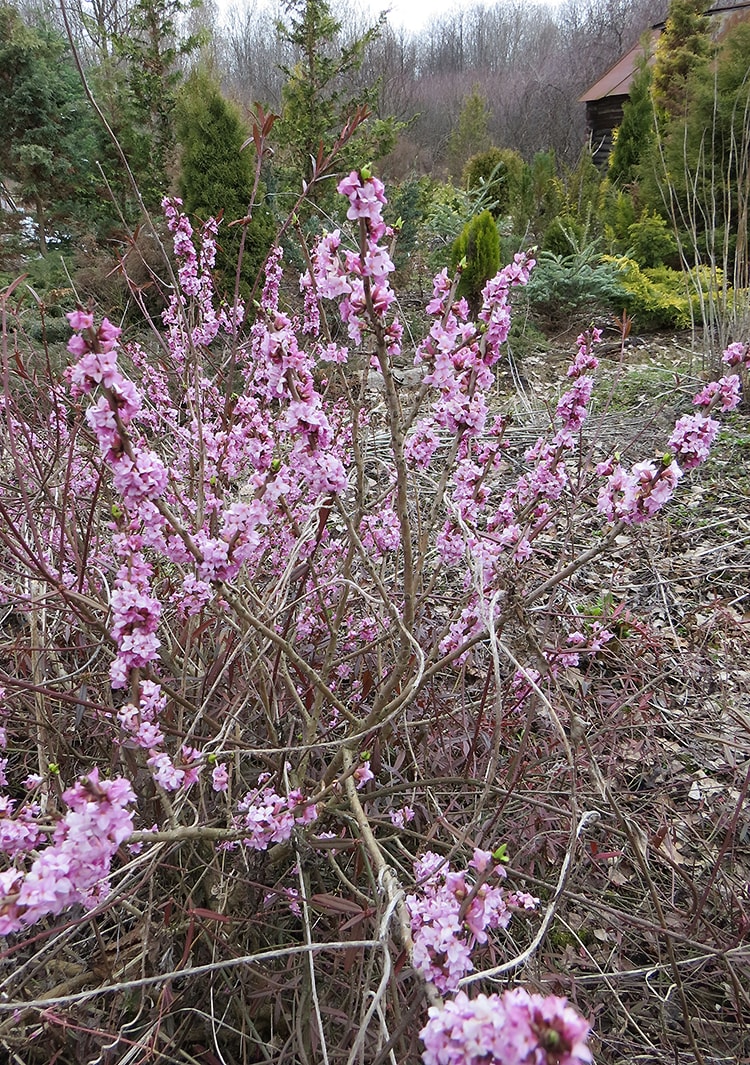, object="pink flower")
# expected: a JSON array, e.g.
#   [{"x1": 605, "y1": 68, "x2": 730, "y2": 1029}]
[
  {"x1": 0, "y1": 771, "x2": 135, "y2": 933},
  {"x1": 722, "y1": 341, "x2": 750, "y2": 368},
  {"x1": 354, "y1": 761, "x2": 374, "y2": 788},
  {"x1": 212, "y1": 763, "x2": 229, "y2": 793},
  {"x1": 693, "y1": 375, "x2": 741, "y2": 412},
  {"x1": 668, "y1": 413, "x2": 720, "y2": 469},
  {"x1": 147, "y1": 751, "x2": 185, "y2": 792},
  {"x1": 66, "y1": 309, "x2": 94, "y2": 331},
  {"x1": 406, "y1": 850, "x2": 528, "y2": 992},
  {"x1": 420, "y1": 989, "x2": 592, "y2": 1065}
]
